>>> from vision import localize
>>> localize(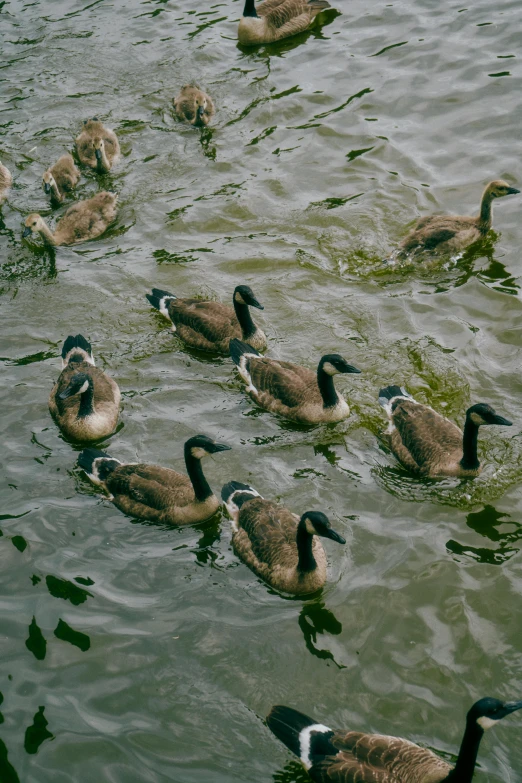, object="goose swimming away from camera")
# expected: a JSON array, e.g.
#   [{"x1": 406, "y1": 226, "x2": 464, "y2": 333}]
[
  {"x1": 379, "y1": 385, "x2": 512, "y2": 478},
  {"x1": 229, "y1": 339, "x2": 360, "y2": 424},
  {"x1": 222, "y1": 482, "x2": 345, "y2": 594},
  {"x1": 49, "y1": 335, "x2": 120, "y2": 442},
  {"x1": 146, "y1": 285, "x2": 266, "y2": 354},
  {"x1": 397, "y1": 180, "x2": 520, "y2": 258},
  {"x1": 78, "y1": 435, "x2": 231, "y2": 525},
  {"x1": 266, "y1": 697, "x2": 522, "y2": 782},
  {"x1": 238, "y1": 0, "x2": 331, "y2": 45},
  {"x1": 173, "y1": 85, "x2": 215, "y2": 127},
  {"x1": 42, "y1": 154, "x2": 80, "y2": 203},
  {"x1": 75, "y1": 118, "x2": 120, "y2": 173},
  {"x1": 23, "y1": 191, "x2": 117, "y2": 245},
  {"x1": 0, "y1": 162, "x2": 12, "y2": 205}
]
